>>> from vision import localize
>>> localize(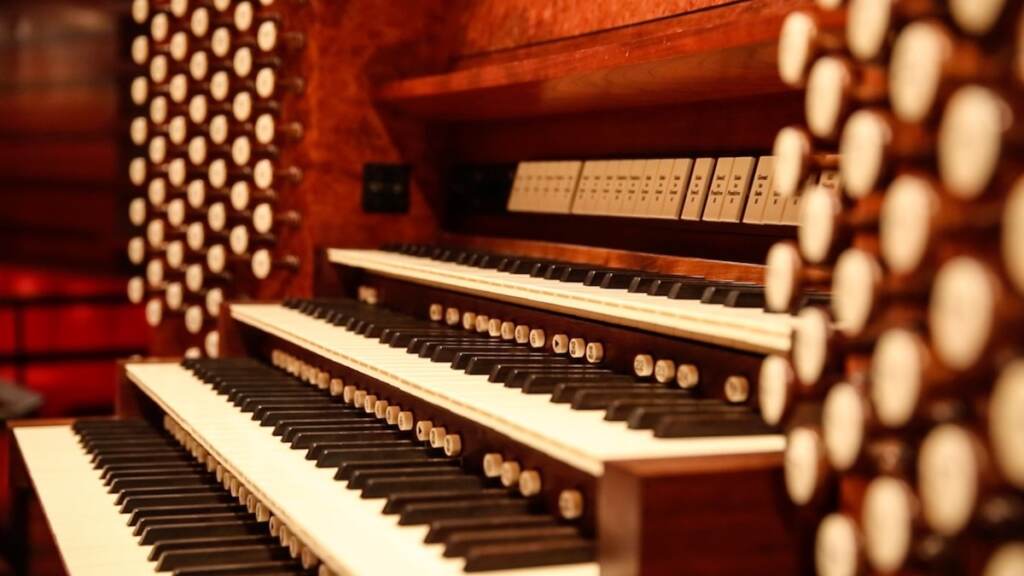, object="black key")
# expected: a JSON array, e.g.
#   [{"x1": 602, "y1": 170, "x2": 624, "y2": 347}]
[
  {"x1": 460, "y1": 355, "x2": 569, "y2": 374},
  {"x1": 290, "y1": 429, "x2": 404, "y2": 449},
  {"x1": 424, "y1": 515, "x2": 558, "y2": 544},
  {"x1": 306, "y1": 440, "x2": 418, "y2": 461},
  {"x1": 363, "y1": 475, "x2": 485, "y2": 498},
  {"x1": 280, "y1": 421, "x2": 388, "y2": 442},
  {"x1": 128, "y1": 503, "x2": 250, "y2": 526},
  {"x1": 519, "y1": 373, "x2": 636, "y2": 393},
  {"x1": 550, "y1": 382, "x2": 665, "y2": 403},
  {"x1": 602, "y1": 397, "x2": 725, "y2": 421},
  {"x1": 156, "y1": 544, "x2": 291, "y2": 571},
  {"x1": 122, "y1": 493, "x2": 236, "y2": 514},
  {"x1": 570, "y1": 388, "x2": 692, "y2": 410},
  {"x1": 666, "y1": 280, "x2": 713, "y2": 300},
  {"x1": 725, "y1": 287, "x2": 766, "y2": 308},
  {"x1": 149, "y1": 535, "x2": 277, "y2": 562},
  {"x1": 430, "y1": 344, "x2": 522, "y2": 363},
  {"x1": 653, "y1": 413, "x2": 776, "y2": 438},
  {"x1": 462, "y1": 538, "x2": 595, "y2": 572},
  {"x1": 135, "y1": 512, "x2": 258, "y2": 536},
  {"x1": 140, "y1": 520, "x2": 269, "y2": 545},
  {"x1": 348, "y1": 466, "x2": 467, "y2": 490},
  {"x1": 115, "y1": 485, "x2": 224, "y2": 505},
  {"x1": 334, "y1": 458, "x2": 459, "y2": 481},
  {"x1": 444, "y1": 526, "x2": 581, "y2": 557},
  {"x1": 493, "y1": 365, "x2": 608, "y2": 385},
  {"x1": 626, "y1": 405, "x2": 750, "y2": 429},
  {"x1": 399, "y1": 497, "x2": 532, "y2": 524},
  {"x1": 598, "y1": 270, "x2": 642, "y2": 290},
  {"x1": 317, "y1": 447, "x2": 435, "y2": 468}
]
